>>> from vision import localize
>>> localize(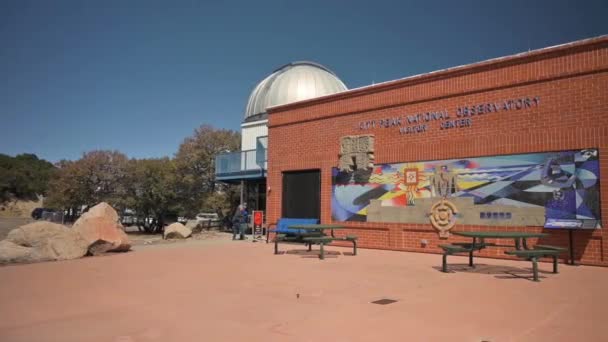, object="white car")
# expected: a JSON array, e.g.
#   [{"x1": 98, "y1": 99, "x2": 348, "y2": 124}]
[{"x1": 195, "y1": 213, "x2": 219, "y2": 224}]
